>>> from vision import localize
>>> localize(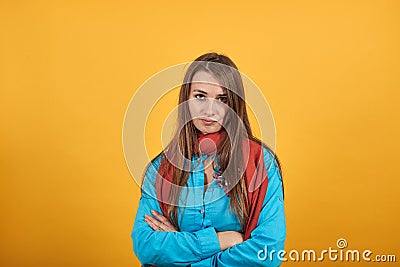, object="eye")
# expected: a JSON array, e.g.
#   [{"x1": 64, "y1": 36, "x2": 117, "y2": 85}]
[
  {"x1": 194, "y1": 94, "x2": 206, "y2": 101},
  {"x1": 217, "y1": 96, "x2": 227, "y2": 103}
]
